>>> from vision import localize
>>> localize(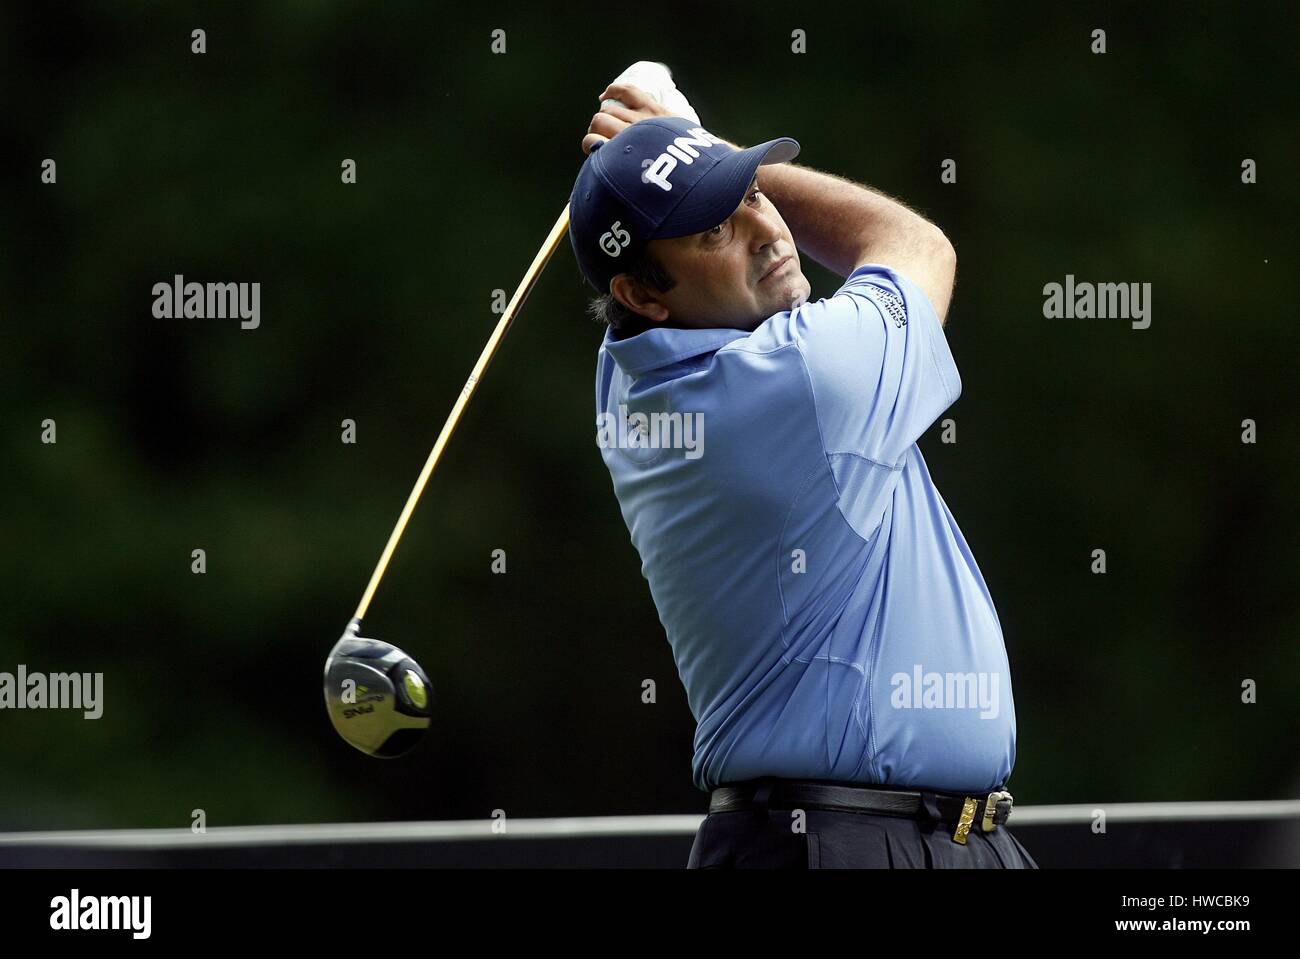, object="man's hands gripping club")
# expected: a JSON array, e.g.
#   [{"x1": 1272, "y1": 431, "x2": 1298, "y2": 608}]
[{"x1": 583, "y1": 82, "x2": 693, "y2": 155}]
